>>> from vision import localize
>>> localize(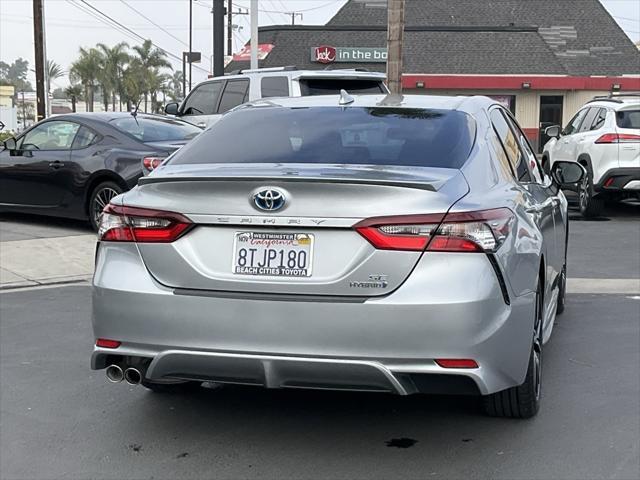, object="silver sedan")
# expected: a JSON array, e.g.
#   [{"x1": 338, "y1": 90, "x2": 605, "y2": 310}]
[{"x1": 91, "y1": 94, "x2": 585, "y2": 418}]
